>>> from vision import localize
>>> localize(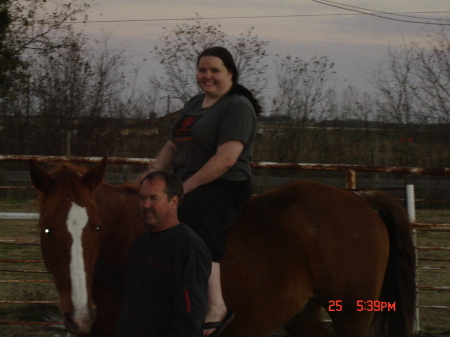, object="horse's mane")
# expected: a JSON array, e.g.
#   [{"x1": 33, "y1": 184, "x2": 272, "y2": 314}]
[
  {"x1": 118, "y1": 182, "x2": 140, "y2": 195},
  {"x1": 37, "y1": 163, "x2": 97, "y2": 226}
]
